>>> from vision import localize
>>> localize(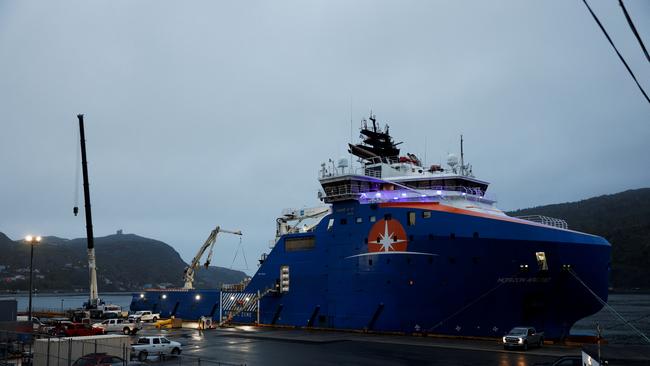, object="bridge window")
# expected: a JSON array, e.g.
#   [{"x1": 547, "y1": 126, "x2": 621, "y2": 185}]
[
  {"x1": 422, "y1": 211, "x2": 431, "y2": 219},
  {"x1": 356, "y1": 217, "x2": 363, "y2": 224},
  {"x1": 369, "y1": 216, "x2": 376, "y2": 222},
  {"x1": 327, "y1": 219, "x2": 334, "y2": 231},
  {"x1": 285, "y1": 237, "x2": 316, "y2": 252}
]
